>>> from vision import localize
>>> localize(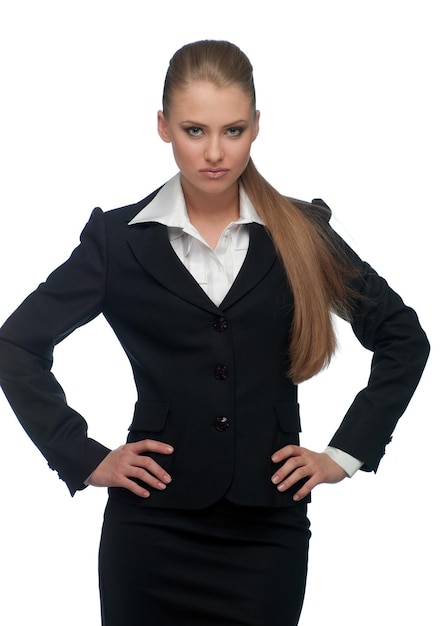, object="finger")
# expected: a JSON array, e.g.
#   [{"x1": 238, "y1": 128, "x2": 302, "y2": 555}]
[
  {"x1": 131, "y1": 455, "x2": 172, "y2": 485},
  {"x1": 292, "y1": 475, "x2": 323, "y2": 502},
  {"x1": 126, "y1": 465, "x2": 170, "y2": 491},
  {"x1": 274, "y1": 466, "x2": 310, "y2": 492},
  {"x1": 119, "y1": 476, "x2": 151, "y2": 499},
  {"x1": 271, "y1": 445, "x2": 302, "y2": 463},
  {"x1": 129, "y1": 439, "x2": 174, "y2": 455},
  {"x1": 271, "y1": 455, "x2": 307, "y2": 485},
  {"x1": 112, "y1": 464, "x2": 170, "y2": 497},
  {"x1": 293, "y1": 476, "x2": 320, "y2": 501}
]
